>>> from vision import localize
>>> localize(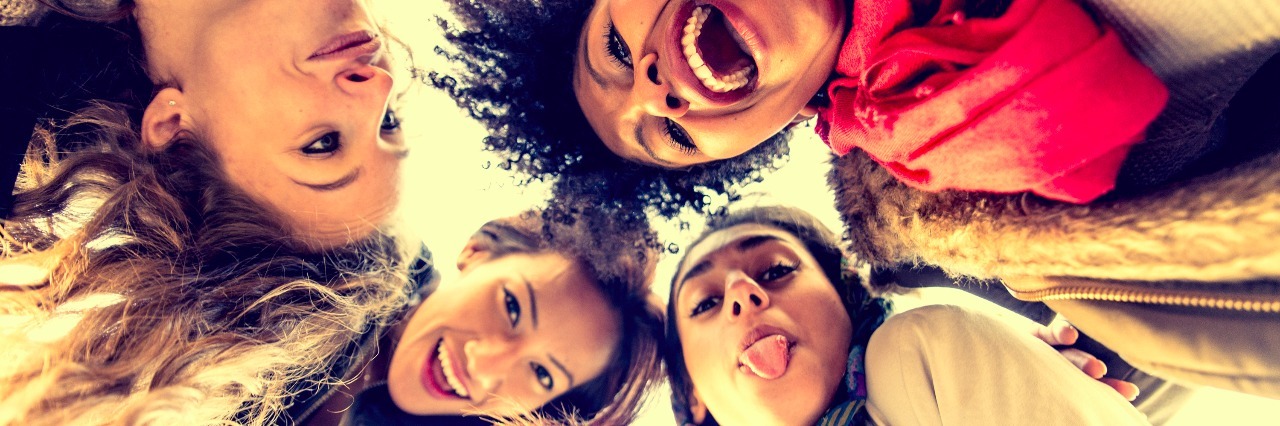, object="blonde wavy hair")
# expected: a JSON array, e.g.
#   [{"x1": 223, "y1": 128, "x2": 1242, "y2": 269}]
[{"x1": 0, "y1": 104, "x2": 414, "y2": 426}]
